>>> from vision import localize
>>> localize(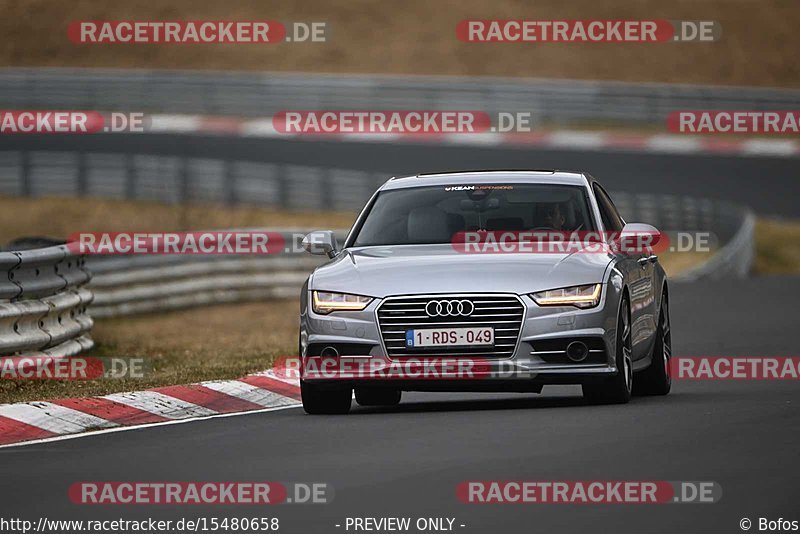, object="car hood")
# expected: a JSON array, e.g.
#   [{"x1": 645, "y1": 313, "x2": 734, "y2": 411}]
[{"x1": 309, "y1": 244, "x2": 613, "y2": 298}]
